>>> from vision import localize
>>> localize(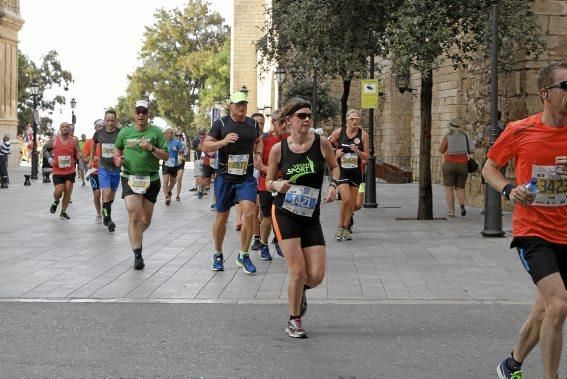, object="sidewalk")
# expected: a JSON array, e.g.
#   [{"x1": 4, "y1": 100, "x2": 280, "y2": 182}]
[{"x1": 0, "y1": 165, "x2": 532, "y2": 304}]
